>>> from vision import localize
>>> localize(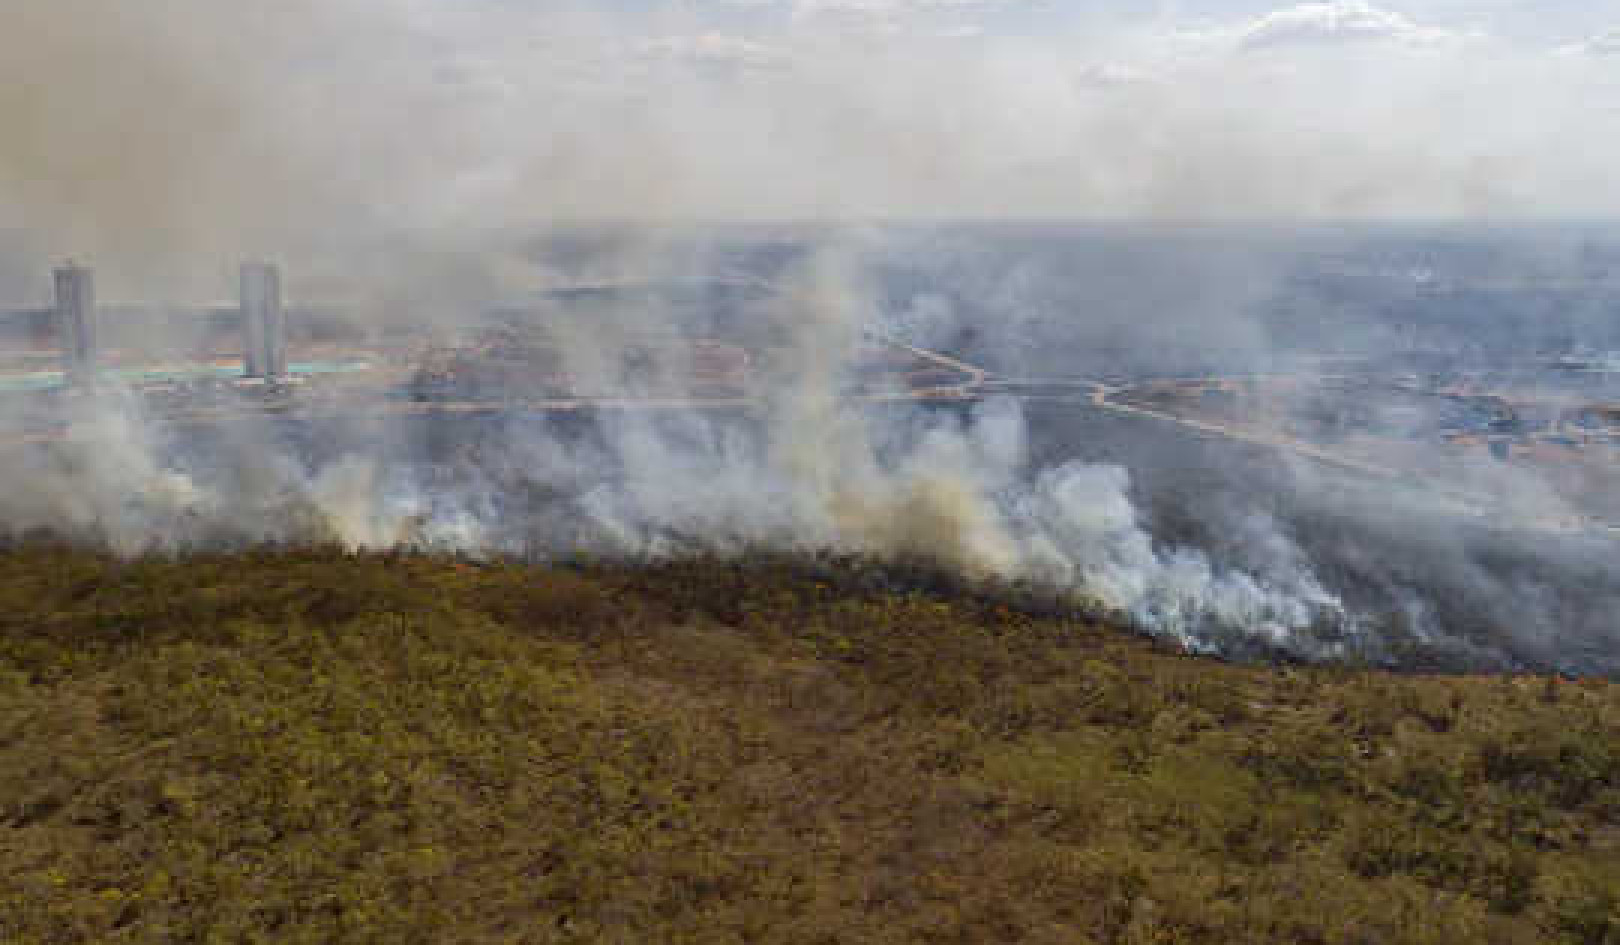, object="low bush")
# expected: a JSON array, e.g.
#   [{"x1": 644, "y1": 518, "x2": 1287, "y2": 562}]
[{"x1": 0, "y1": 546, "x2": 1615, "y2": 943}]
